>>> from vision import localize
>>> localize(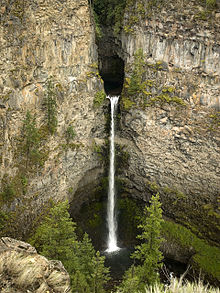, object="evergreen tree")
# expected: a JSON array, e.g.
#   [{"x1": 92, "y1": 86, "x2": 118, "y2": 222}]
[
  {"x1": 30, "y1": 201, "x2": 110, "y2": 293},
  {"x1": 45, "y1": 78, "x2": 57, "y2": 135},
  {"x1": 71, "y1": 234, "x2": 110, "y2": 293},
  {"x1": 119, "y1": 193, "x2": 164, "y2": 292},
  {"x1": 29, "y1": 201, "x2": 77, "y2": 261},
  {"x1": 22, "y1": 110, "x2": 41, "y2": 169},
  {"x1": 65, "y1": 125, "x2": 75, "y2": 144},
  {"x1": 91, "y1": 251, "x2": 110, "y2": 293}
]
